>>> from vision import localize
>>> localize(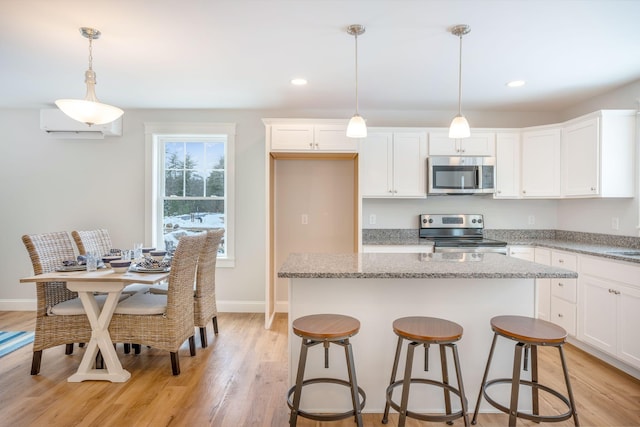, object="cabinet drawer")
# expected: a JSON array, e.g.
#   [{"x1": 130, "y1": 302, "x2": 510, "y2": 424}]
[
  {"x1": 551, "y1": 251, "x2": 577, "y2": 271},
  {"x1": 551, "y1": 278, "x2": 576, "y2": 303},
  {"x1": 551, "y1": 296, "x2": 576, "y2": 336}
]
